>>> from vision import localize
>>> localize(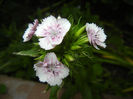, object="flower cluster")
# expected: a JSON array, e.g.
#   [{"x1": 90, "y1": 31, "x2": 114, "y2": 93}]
[{"x1": 22, "y1": 15, "x2": 107, "y2": 86}]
